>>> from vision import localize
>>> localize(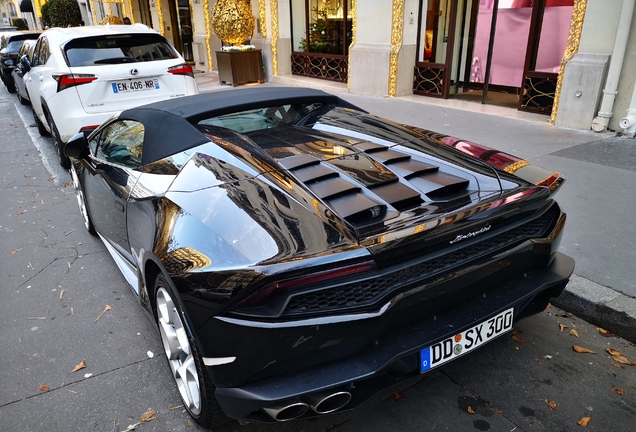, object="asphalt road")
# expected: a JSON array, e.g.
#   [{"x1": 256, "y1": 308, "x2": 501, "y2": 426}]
[{"x1": 1, "y1": 87, "x2": 635, "y2": 432}]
